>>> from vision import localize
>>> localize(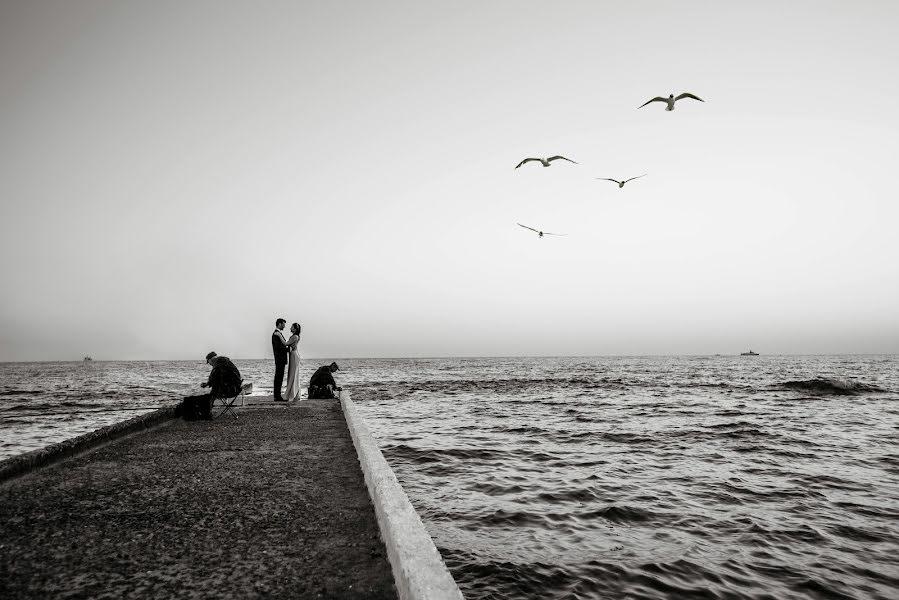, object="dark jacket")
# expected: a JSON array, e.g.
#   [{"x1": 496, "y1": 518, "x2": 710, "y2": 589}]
[
  {"x1": 309, "y1": 365, "x2": 337, "y2": 389},
  {"x1": 272, "y1": 331, "x2": 289, "y2": 365},
  {"x1": 206, "y1": 356, "x2": 242, "y2": 398}
]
